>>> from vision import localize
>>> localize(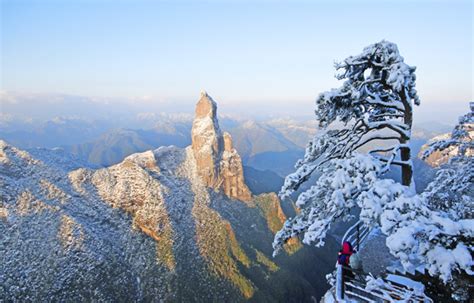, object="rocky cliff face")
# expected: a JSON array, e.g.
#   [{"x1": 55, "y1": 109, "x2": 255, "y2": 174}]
[
  {"x1": 191, "y1": 91, "x2": 251, "y2": 202},
  {"x1": 191, "y1": 91, "x2": 223, "y2": 188}
]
